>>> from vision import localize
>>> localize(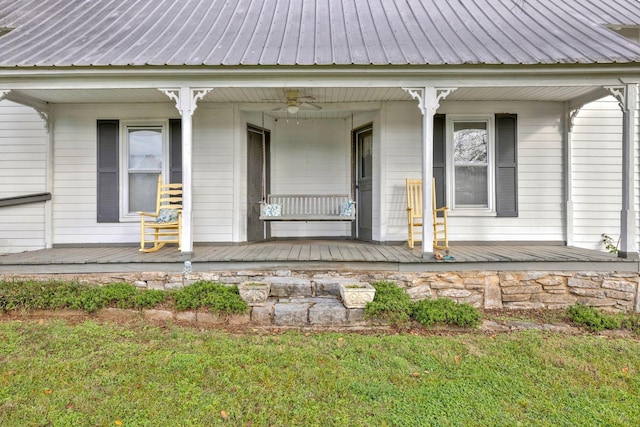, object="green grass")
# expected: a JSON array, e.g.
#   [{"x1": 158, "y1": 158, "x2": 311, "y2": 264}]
[{"x1": 1, "y1": 320, "x2": 639, "y2": 426}]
